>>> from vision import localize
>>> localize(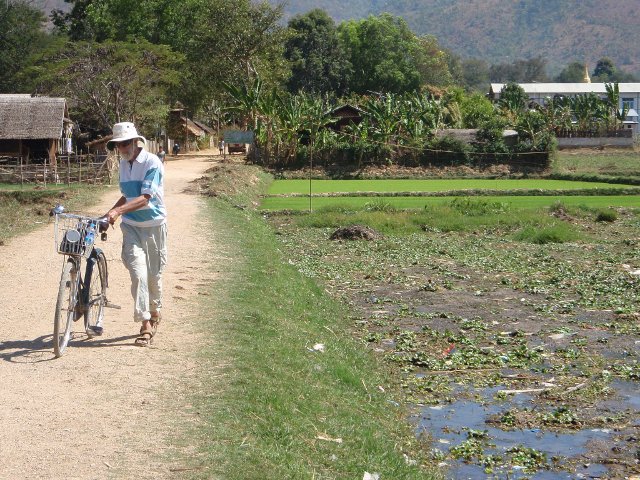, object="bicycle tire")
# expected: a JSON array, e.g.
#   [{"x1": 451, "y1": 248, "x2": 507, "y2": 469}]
[
  {"x1": 84, "y1": 249, "x2": 107, "y2": 337},
  {"x1": 53, "y1": 259, "x2": 79, "y2": 357}
]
